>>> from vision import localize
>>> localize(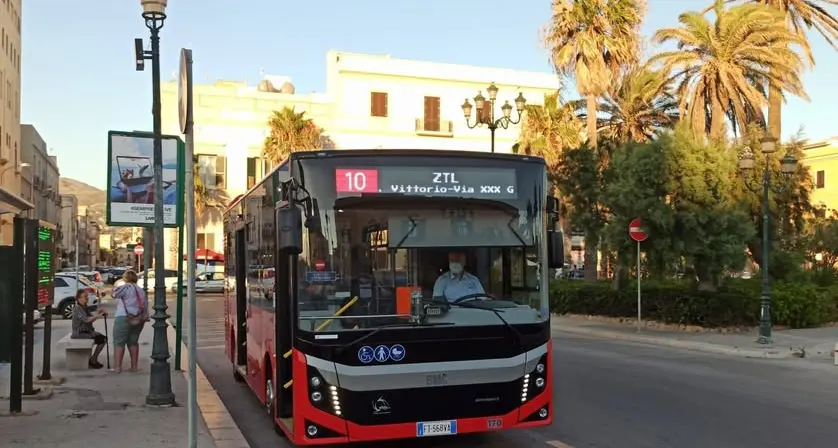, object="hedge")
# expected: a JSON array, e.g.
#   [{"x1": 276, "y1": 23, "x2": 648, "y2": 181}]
[{"x1": 549, "y1": 279, "x2": 838, "y2": 329}]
